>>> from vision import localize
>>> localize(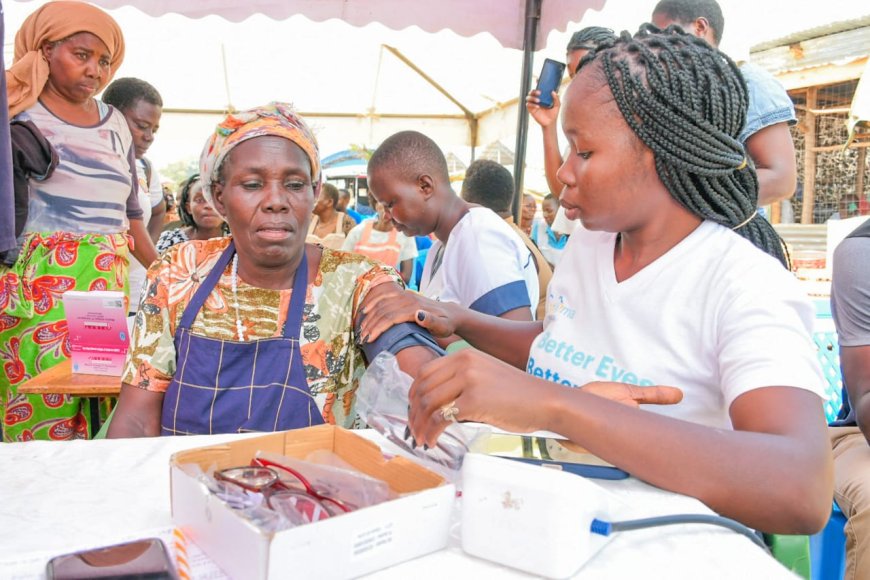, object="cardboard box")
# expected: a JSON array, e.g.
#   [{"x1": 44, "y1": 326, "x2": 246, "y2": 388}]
[{"x1": 170, "y1": 425, "x2": 455, "y2": 579}]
